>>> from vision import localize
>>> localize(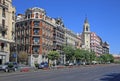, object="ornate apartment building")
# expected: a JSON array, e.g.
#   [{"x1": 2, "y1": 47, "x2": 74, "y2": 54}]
[
  {"x1": 0, "y1": 0, "x2": 15, "y2": 64},
  {"x1": 102, "y1": 42, "x2": 109, "y2": 54},
  {"x1": 65, "y1": 29, "x2": 81, "y2": 49},
  {"x1": 15, "y1": 7, "x2": 83, "y2": 66},
  {"x1": 53, "y1": 18, "x2": 65, "y2": 64},
  {"x1": 90, "y1": 32, "x2": 103, "y2": 56},
  {"x1": 15, "y1": 7, "x2": 54, "y2": 66},
  {"x1": 91, "y1": 32, "x2": 109, "y2": 55}
]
